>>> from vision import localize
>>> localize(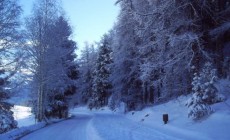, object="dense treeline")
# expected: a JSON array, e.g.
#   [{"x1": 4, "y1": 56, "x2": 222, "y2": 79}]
[{"x1": 77, "y1": 0, "x2": 230, "y2": 120}]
